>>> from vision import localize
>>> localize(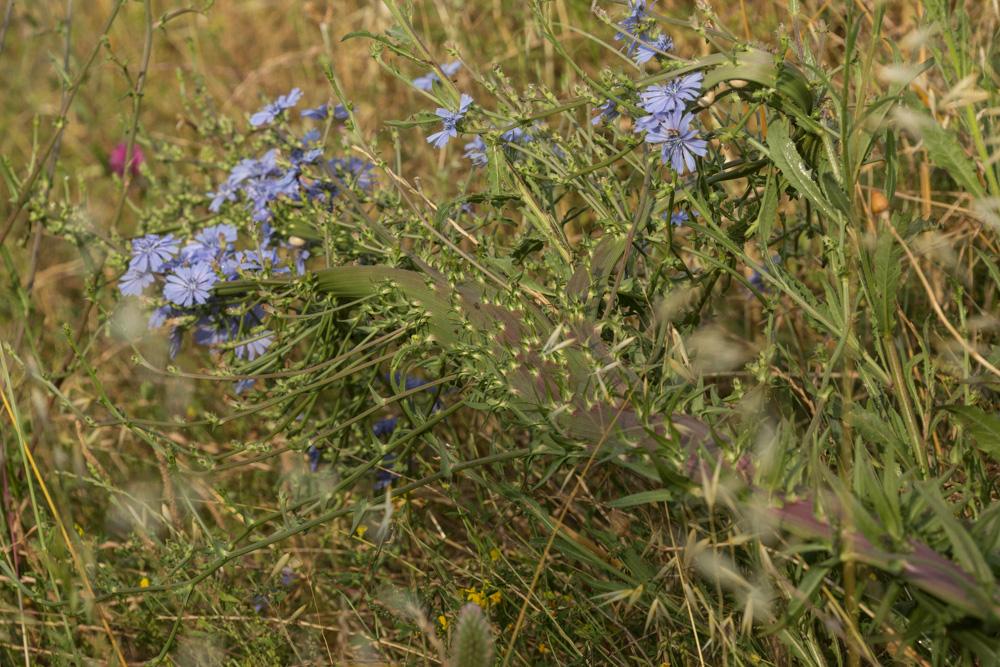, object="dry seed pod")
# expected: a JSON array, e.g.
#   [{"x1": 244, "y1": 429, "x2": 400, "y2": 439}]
[{"x1": 871, "y1": 190, "x2": 889, "y2": 214}]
